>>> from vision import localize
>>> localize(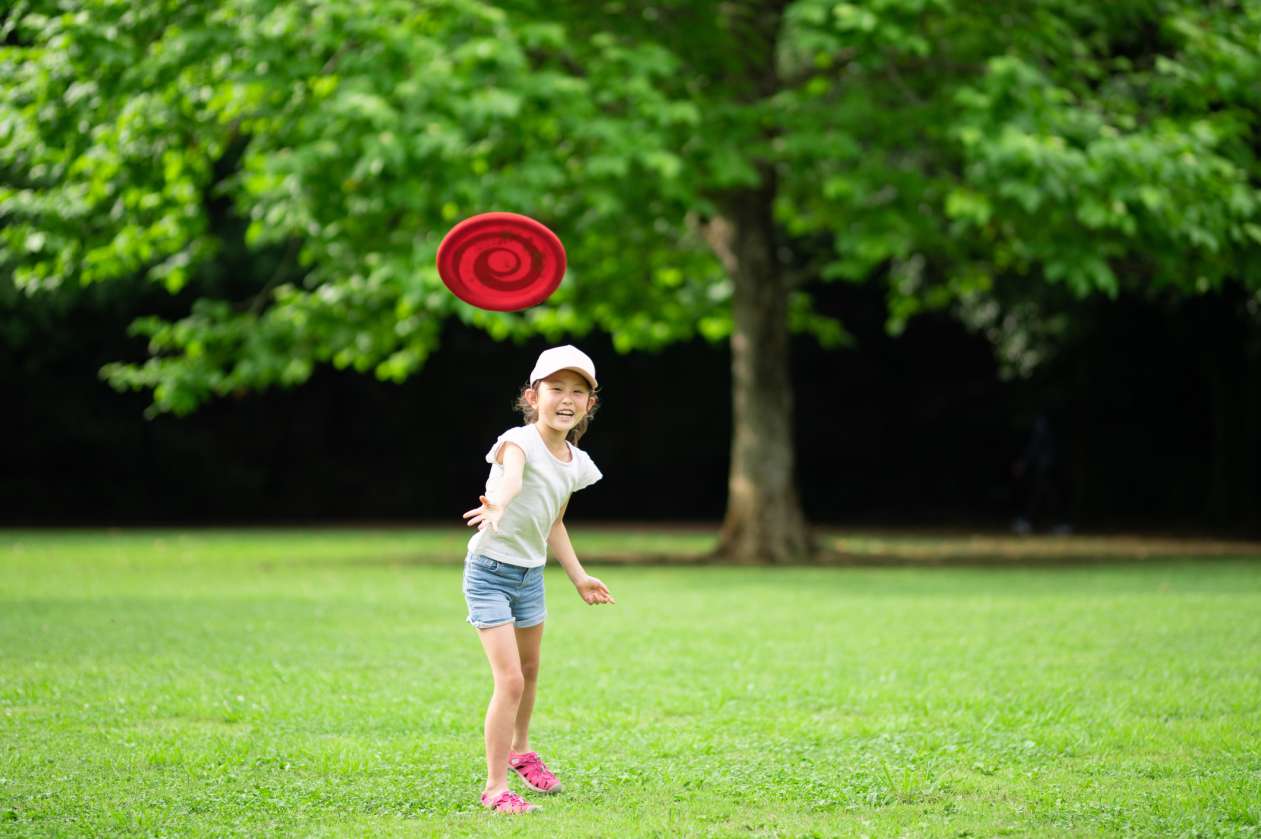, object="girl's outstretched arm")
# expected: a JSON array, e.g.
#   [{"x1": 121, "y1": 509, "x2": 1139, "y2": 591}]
[
  {"x1": 547, "y1": 502, "x2": 615, "y2": 605},
  {"x1": 463, "y1": 442, "x2": 525, "y2": 533}
]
